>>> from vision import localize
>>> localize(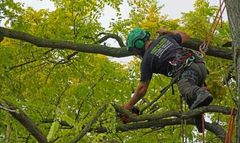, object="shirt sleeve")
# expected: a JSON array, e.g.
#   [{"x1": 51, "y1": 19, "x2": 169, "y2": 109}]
[
  {"x1": 140, "y1": 59, "x2": 153, "y2": 82},
  {"x1": 166, "y1": 33, "x2": 182, "y2": 44}
]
